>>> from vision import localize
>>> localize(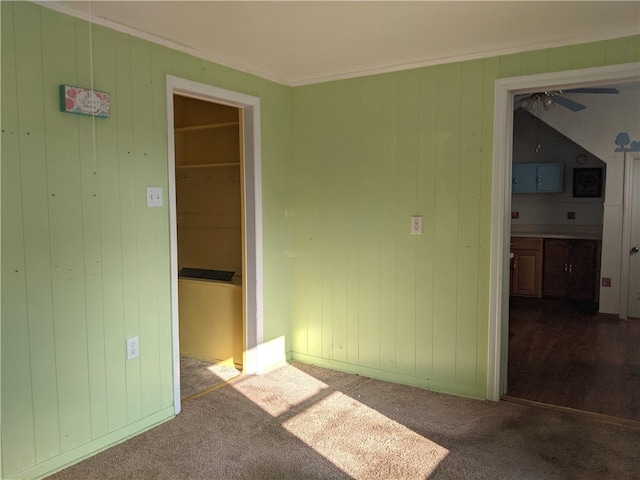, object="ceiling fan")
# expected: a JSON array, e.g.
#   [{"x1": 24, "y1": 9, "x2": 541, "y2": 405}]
[{"x1": 514, "y1": 87, "x2": 620, "y2": 112}]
